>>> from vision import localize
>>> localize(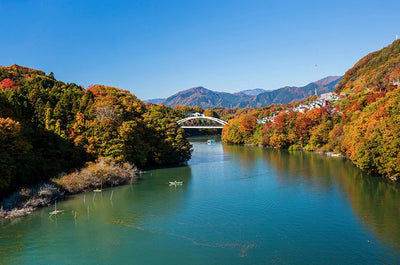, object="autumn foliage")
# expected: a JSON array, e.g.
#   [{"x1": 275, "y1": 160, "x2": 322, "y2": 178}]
[
  {"x1": 223, "y1": 40, "x2": 400, "y2": 181},
  {"x1": 0, "y1": 78, "x2": 18, "y2": 90},
  {"x1": 54, "y1": 157, "x2": 137, "y2": 193},
  {"x1": 0, "y1": 65, "x2": 192, "y2": 197}
]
